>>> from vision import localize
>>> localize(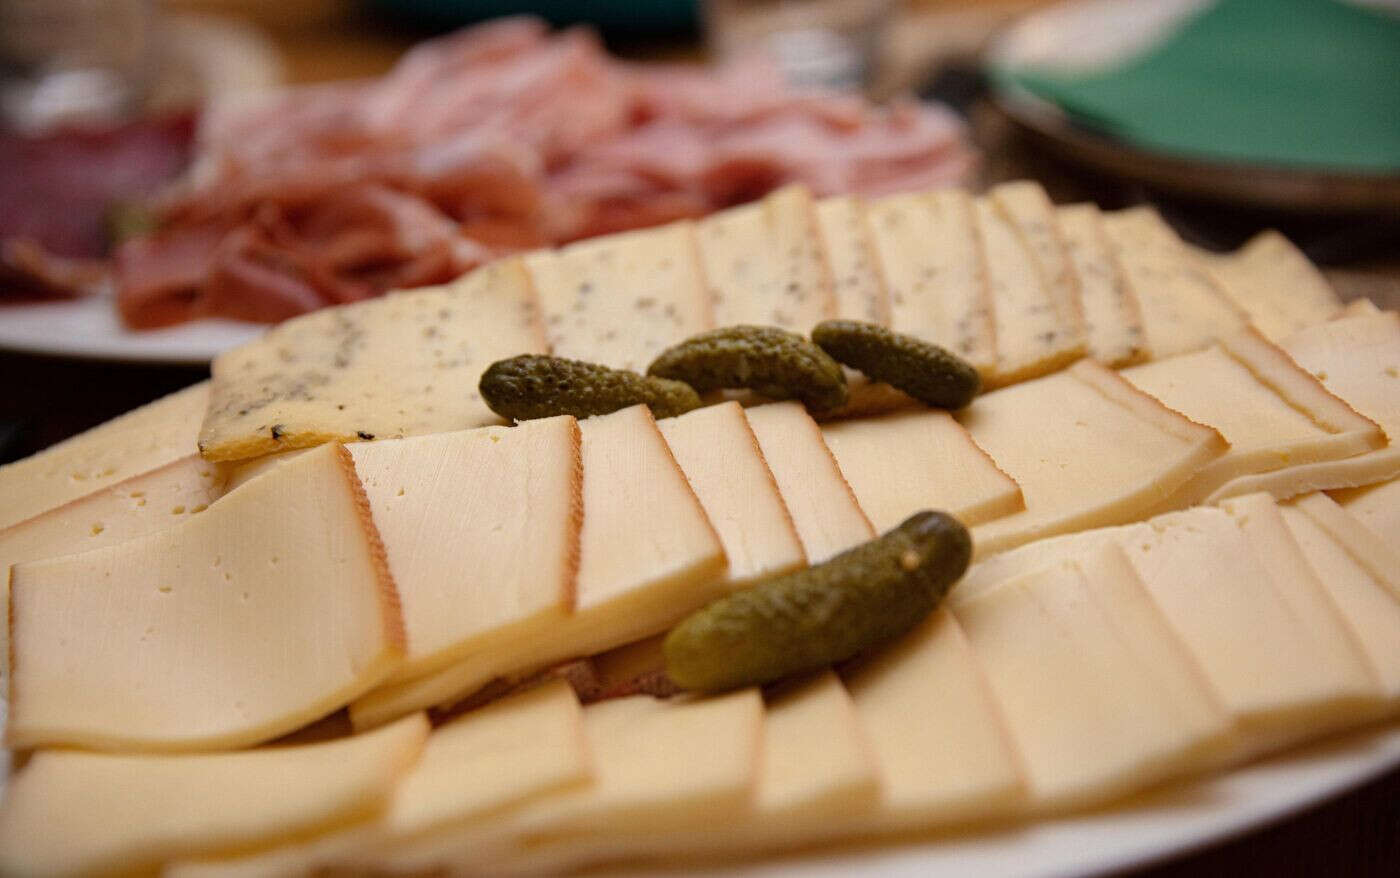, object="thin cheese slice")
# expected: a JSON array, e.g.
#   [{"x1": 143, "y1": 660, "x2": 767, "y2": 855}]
[
  {"x1": 8, "y1": 443, "x2": 405, "y2": 752},
  {"x1": 347, "y1": 416, "x2": 581, "y2": 682},
  {"x1": 198, "y1": 258, "x2": 546, "y2": 462},
  {"x1": 530, "y1": 221, "x2": 712, "y2": 372},
  {"x1": 990, "y1": 181, "x2": 1087, "y2": 351},
  {"x1": 1102, "y1": 207, "x2": 1249, "y2": 358},
  {"x1": 0, "y1": 381, "x2": 209, "y2": 530},
  {"x1": 698, "y1": 184, "x2": 836, "y2": 332},
  {"x1": 820, "y1": 410, "x2": 1022, "y2": 532},
  {"x1": 0, "y1": 713, "x2": 428, "y2": 878},
  {"x1": 745, "y1": 402, "x2": 875, "y2": 562},
  {"x1": 1055, "y1": 203, "x2": 1147, "y2": 366},
  {"x1": 816, "y1": 195, "x2": 889, "y2": 324},
  {"x1": 975, "y1": 195, "x2": 1086, "y2": 387},
  {"x1": 1282, "y1": 311, "x2": 1400, "y2": 441},
  {"x1": 844, "y1": 609, "x2": 1024, "y2": 830},
  {"x1": 1198, "y1": 230, "x2": 1341, "y2": 341},
  {"x1": 959, "y1": 360, "x2": 1227, "y2": 557},
  {"x1": 1332, "y1": 476, "x2": 1400, "y2": 541},
  {"x1": 1292, "y1": 492, "x2": 1400, "y2": 600},
  {"x1": 658, "y1": 402, "x2": 806, "y2": 588},
  {"x1": 867, "y1": 189, "x2": 996, "y2": 374}
]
